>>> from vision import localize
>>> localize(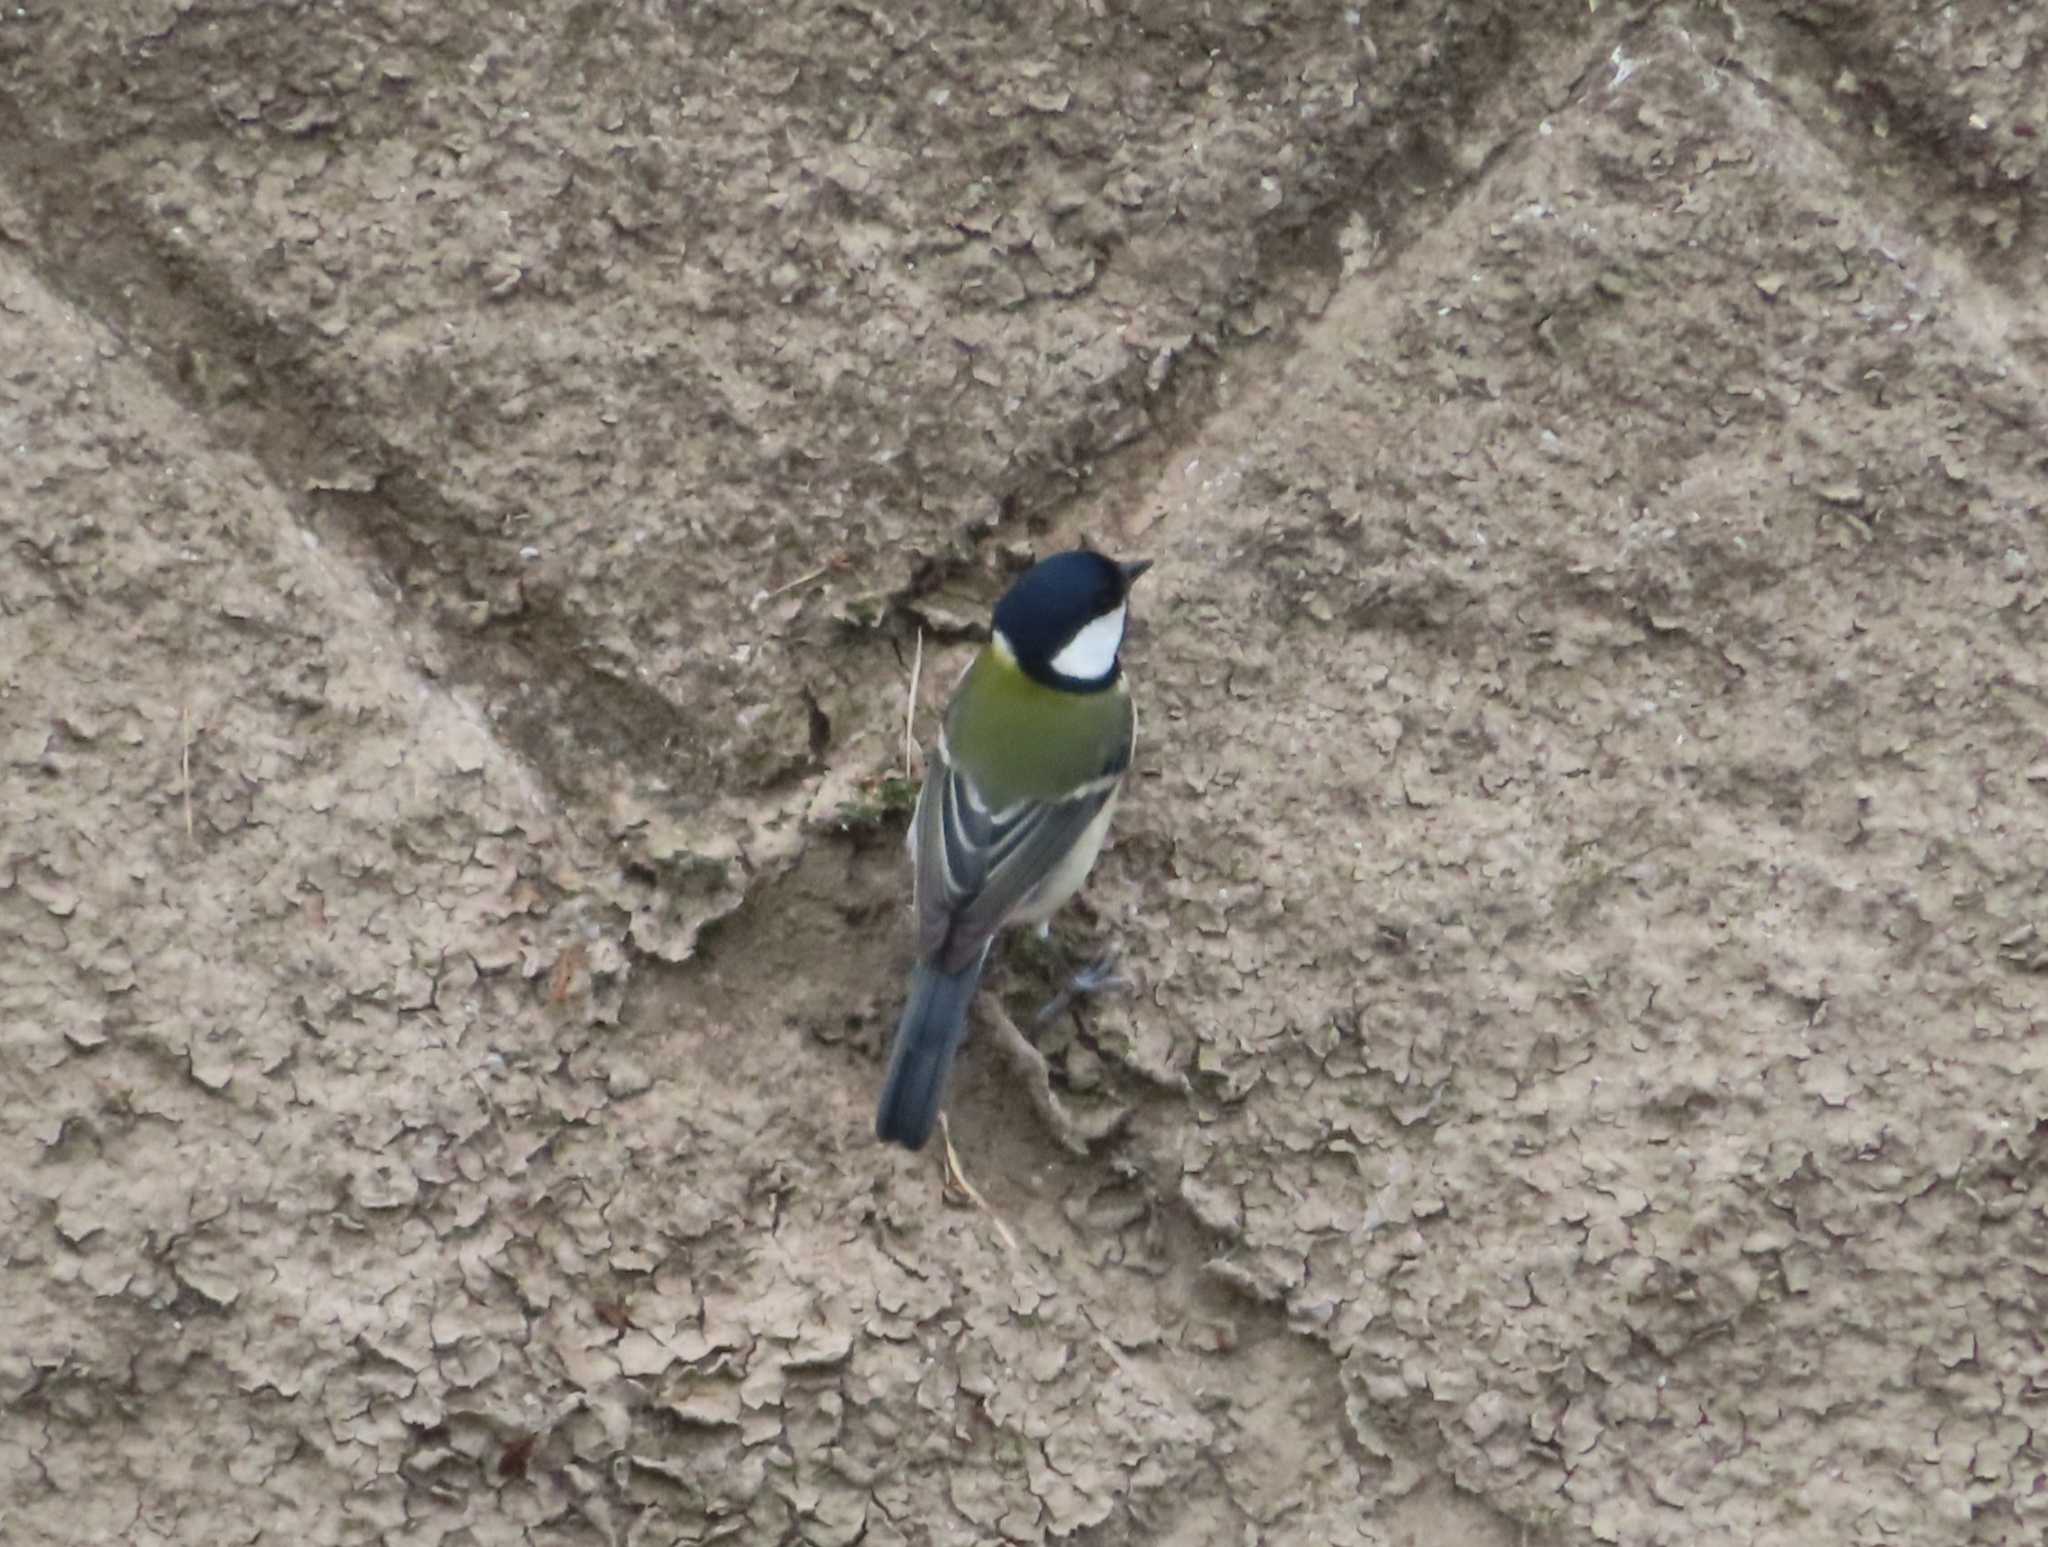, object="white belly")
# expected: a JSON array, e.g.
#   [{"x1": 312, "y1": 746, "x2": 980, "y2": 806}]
[{"x1": 1006, "y1": 789, "x2": 1121, "y2": 928}]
